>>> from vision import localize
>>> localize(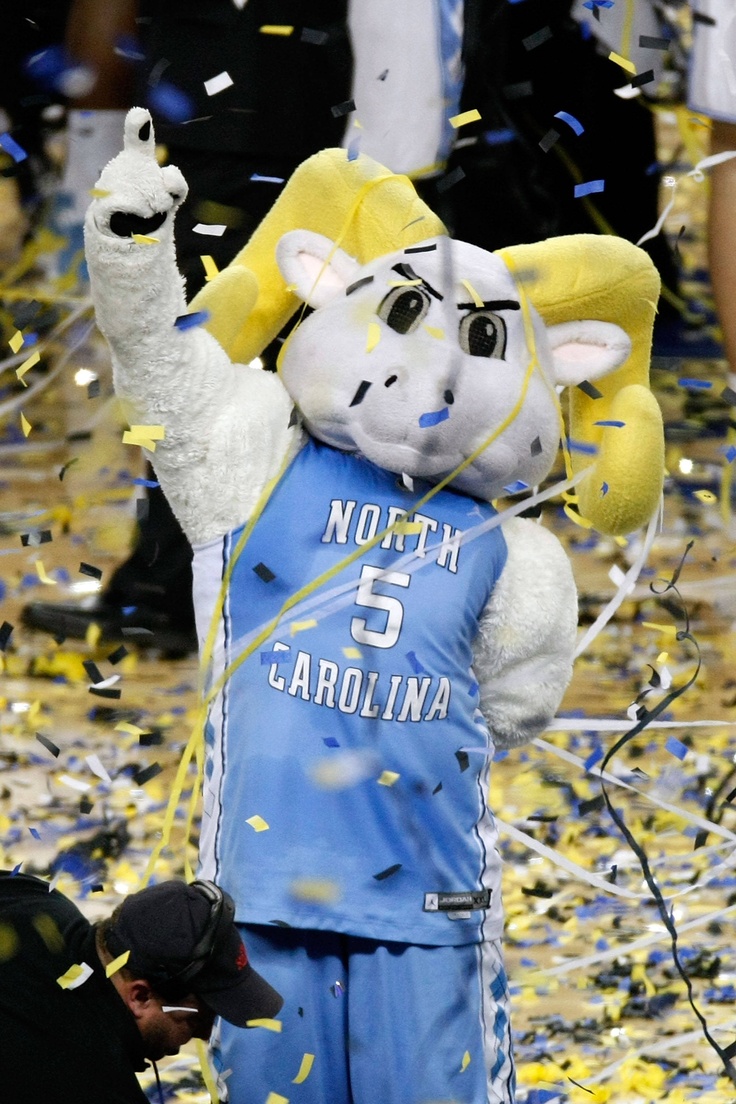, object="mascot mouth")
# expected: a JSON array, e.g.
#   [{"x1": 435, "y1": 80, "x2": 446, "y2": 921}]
[
  {"x1": 349, "y1": 422, "x2": 465, "y2": 477},
  {"x1": 108, "y1": 209, "x2": 168, "y2": 238}
]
